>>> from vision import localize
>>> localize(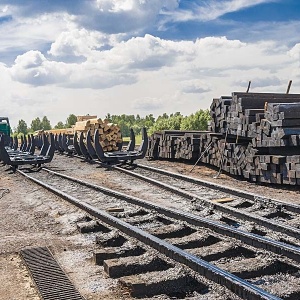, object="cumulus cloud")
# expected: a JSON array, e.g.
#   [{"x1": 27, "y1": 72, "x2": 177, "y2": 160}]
[
  {"x1": 288, "y1": 43, "x2": 300, "y2": 60},
  {"x1": 2, "y1": 0, "x2": 179, "y2": 34},
  {"x1": 9, "y1": 49, "x2": 137, "y2": 89},
  {"x1": 8, "y1": 34, "x2": 297, "y2": 93},
  {"x1": 132, "y1": 97, "x2": 164, "y2": 111},
  {"x1": 48, "y1": 29, "x2": 107, "y2": 58},
  {"x1": 181, "y1": 80, "x2": 211, "y2": 94},
  {"x1": 96, "y1": 34, "x2": 194, "y2": 71},
  {"x1": 233, "y1": 76, "x2": 282, "y2": 89},
  {"x1": 10, "y1": 50, "x2": 71, "y2": 85}
]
